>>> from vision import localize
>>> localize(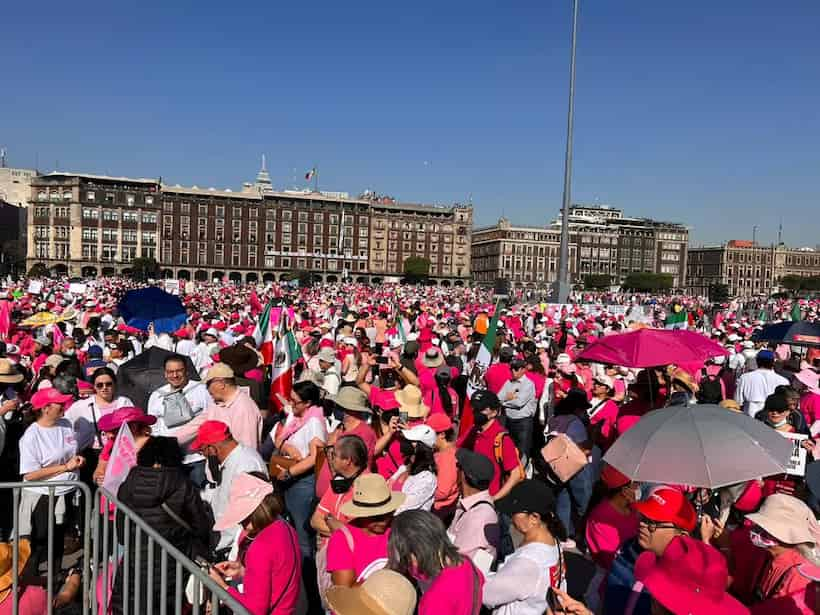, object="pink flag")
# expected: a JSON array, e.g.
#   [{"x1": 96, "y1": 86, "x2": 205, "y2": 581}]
[
  {"x1": 0, "y1": 300, "x2": 10, "y2": 340},
  {"x1": 51, "y1": 324, "x2": 64, "y2": 349},
  {"x1": 103, "y1": 423, "x2": 138, "y2": 495}
]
